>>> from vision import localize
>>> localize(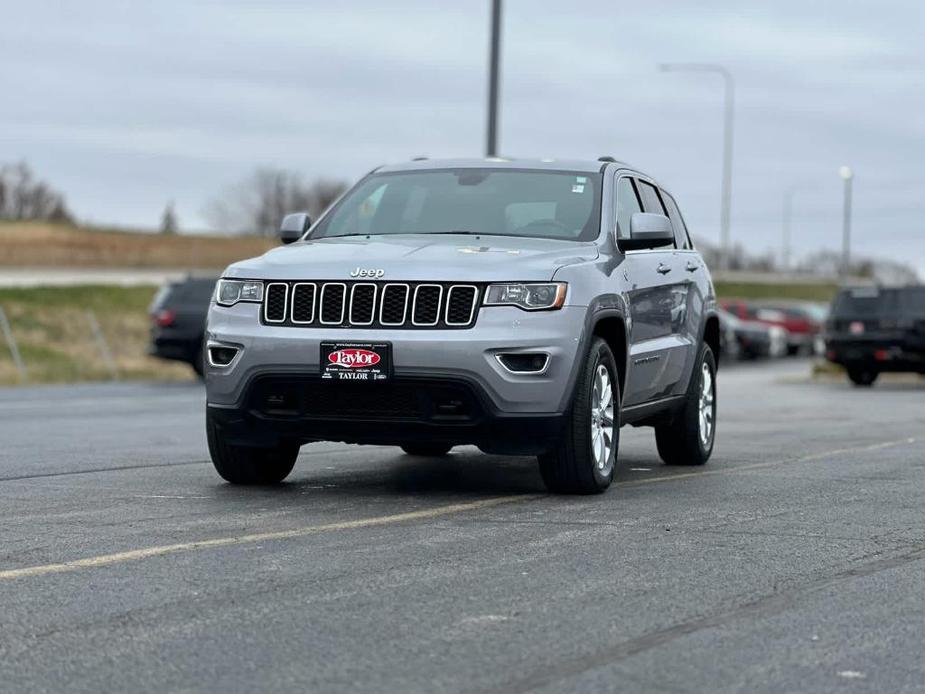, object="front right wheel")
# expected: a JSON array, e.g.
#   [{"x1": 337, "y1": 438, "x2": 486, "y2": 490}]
[
  {"x1": 538, "y1": 337, "x2": 619, "y2": 494},
  {"x1": 655, "y1": 344, "x2": 717, "y2": 466}
]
